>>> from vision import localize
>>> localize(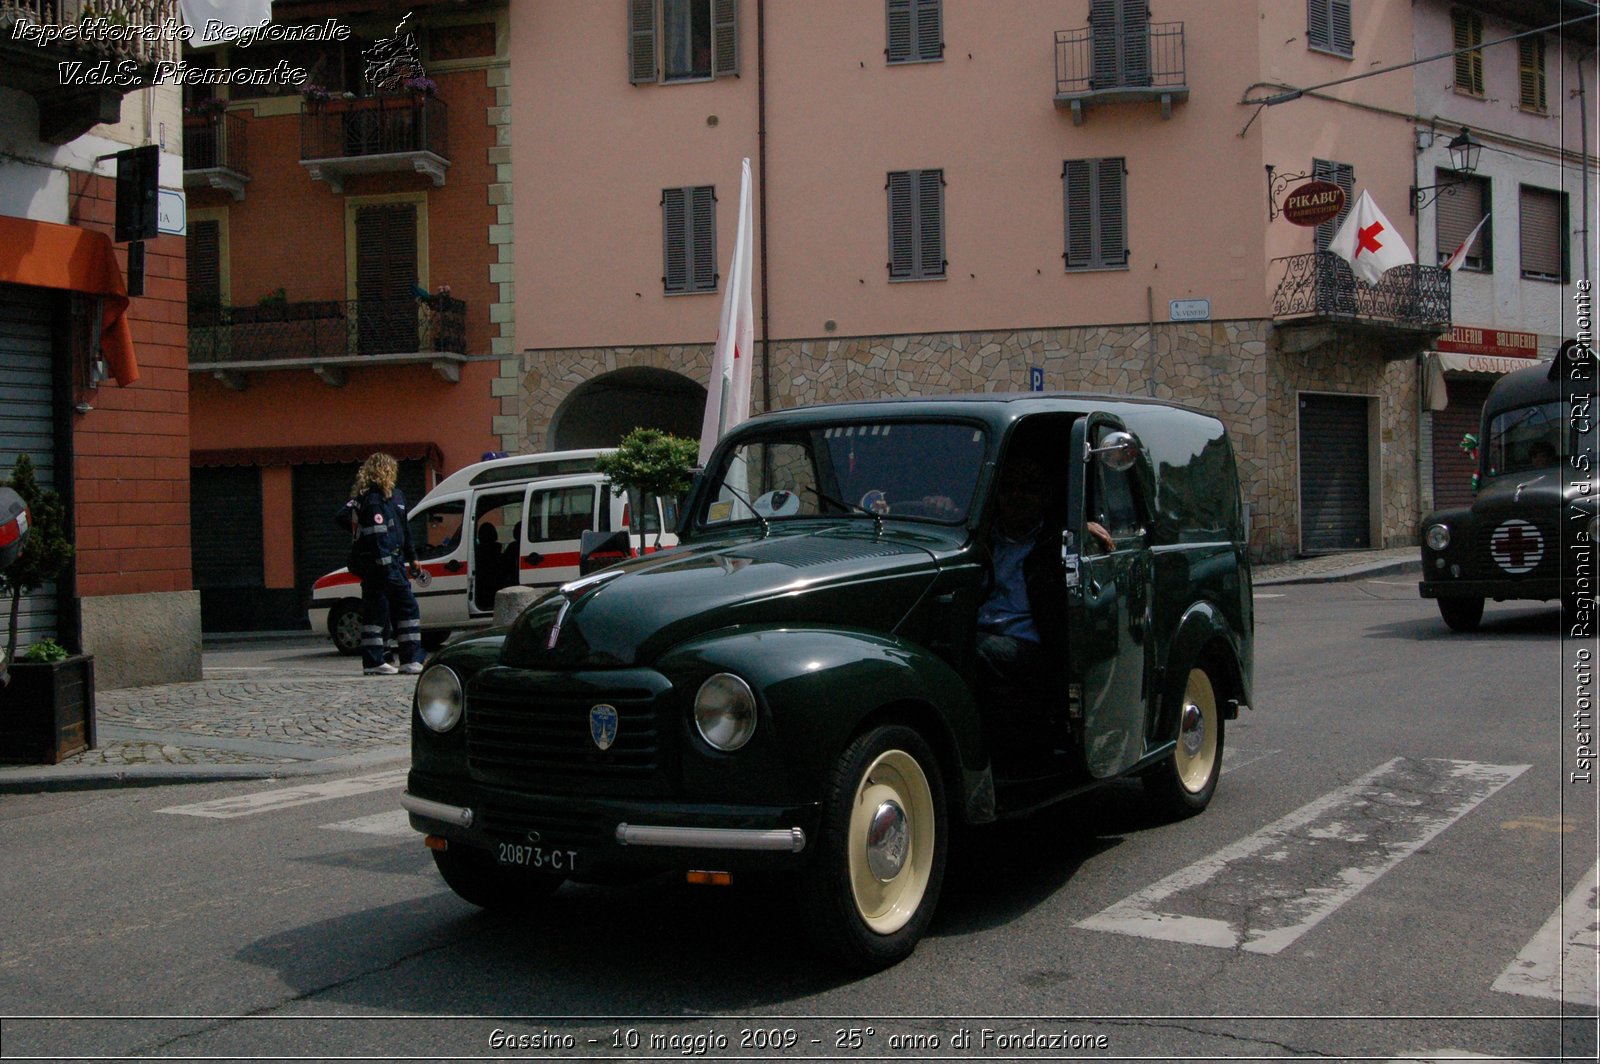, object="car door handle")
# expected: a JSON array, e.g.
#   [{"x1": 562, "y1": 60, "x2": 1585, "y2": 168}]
[
  {"x1": 524, "y1": 552, "x2": 543, "y2": 565},
  {"x1": 444, "y1": 559, "x2": 463, "y2": 573}
]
